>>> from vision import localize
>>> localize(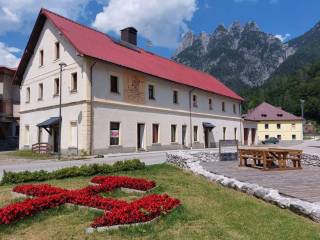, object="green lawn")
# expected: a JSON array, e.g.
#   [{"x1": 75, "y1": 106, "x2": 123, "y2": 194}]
[{"x1": 0, "y1": 164, "x2": 320, "y2": 240}]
